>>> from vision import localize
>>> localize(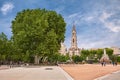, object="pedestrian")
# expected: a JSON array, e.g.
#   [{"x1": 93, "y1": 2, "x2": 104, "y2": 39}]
[
  {"x1": 101, "y1": 62, "x2": 104, "y2": 66},
  {"x1": 112, "y1": 61, "x2": 115, "y2": 66},
  {"x1": 115, "y1": 62, "x2": 117, "y2": 66},
  {"x1": 103, "y1": 61, "x2": 106, "y2": 66},
  {"x1": 10, "y1": 61, "x2": 12, "y2": 68}
]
